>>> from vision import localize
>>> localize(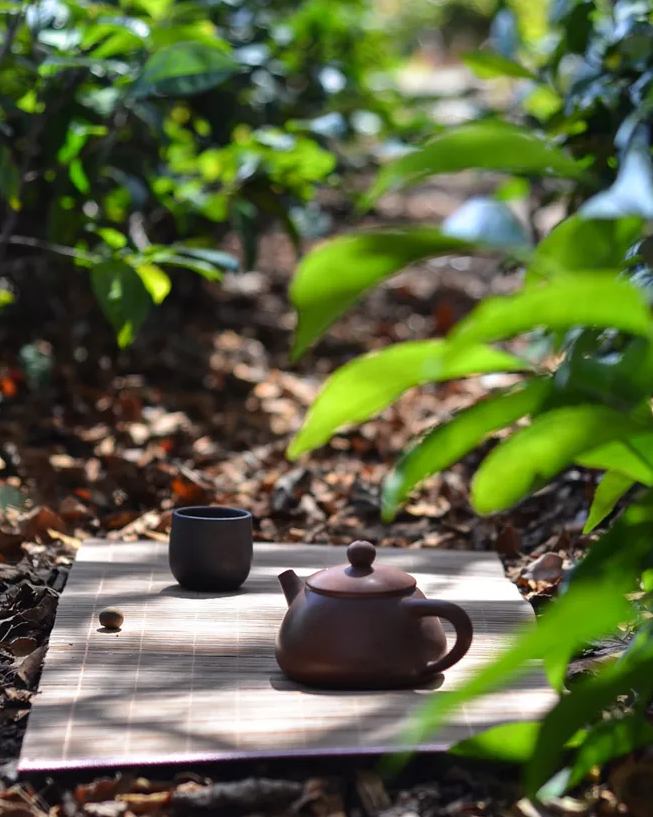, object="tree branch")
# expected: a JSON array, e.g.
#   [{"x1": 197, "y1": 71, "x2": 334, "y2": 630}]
[
  {"x1": 0, "y1": 71, "x2": 85, "y2": 270},
  {"x1": 0, "y1": 9, "x2": 24, "y2": 70},
  {"x1": 7, "y1": 235, "x2": 98, "y2": 264}
]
